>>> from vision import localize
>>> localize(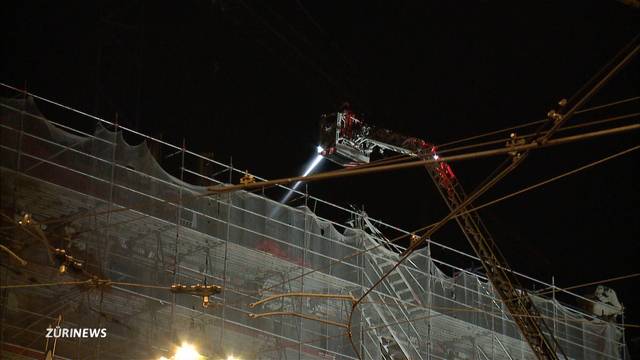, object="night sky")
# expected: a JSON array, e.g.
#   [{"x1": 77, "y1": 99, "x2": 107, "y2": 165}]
[{"x1": 3, "y1": 1, "x2": 640, "y2": 355}]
